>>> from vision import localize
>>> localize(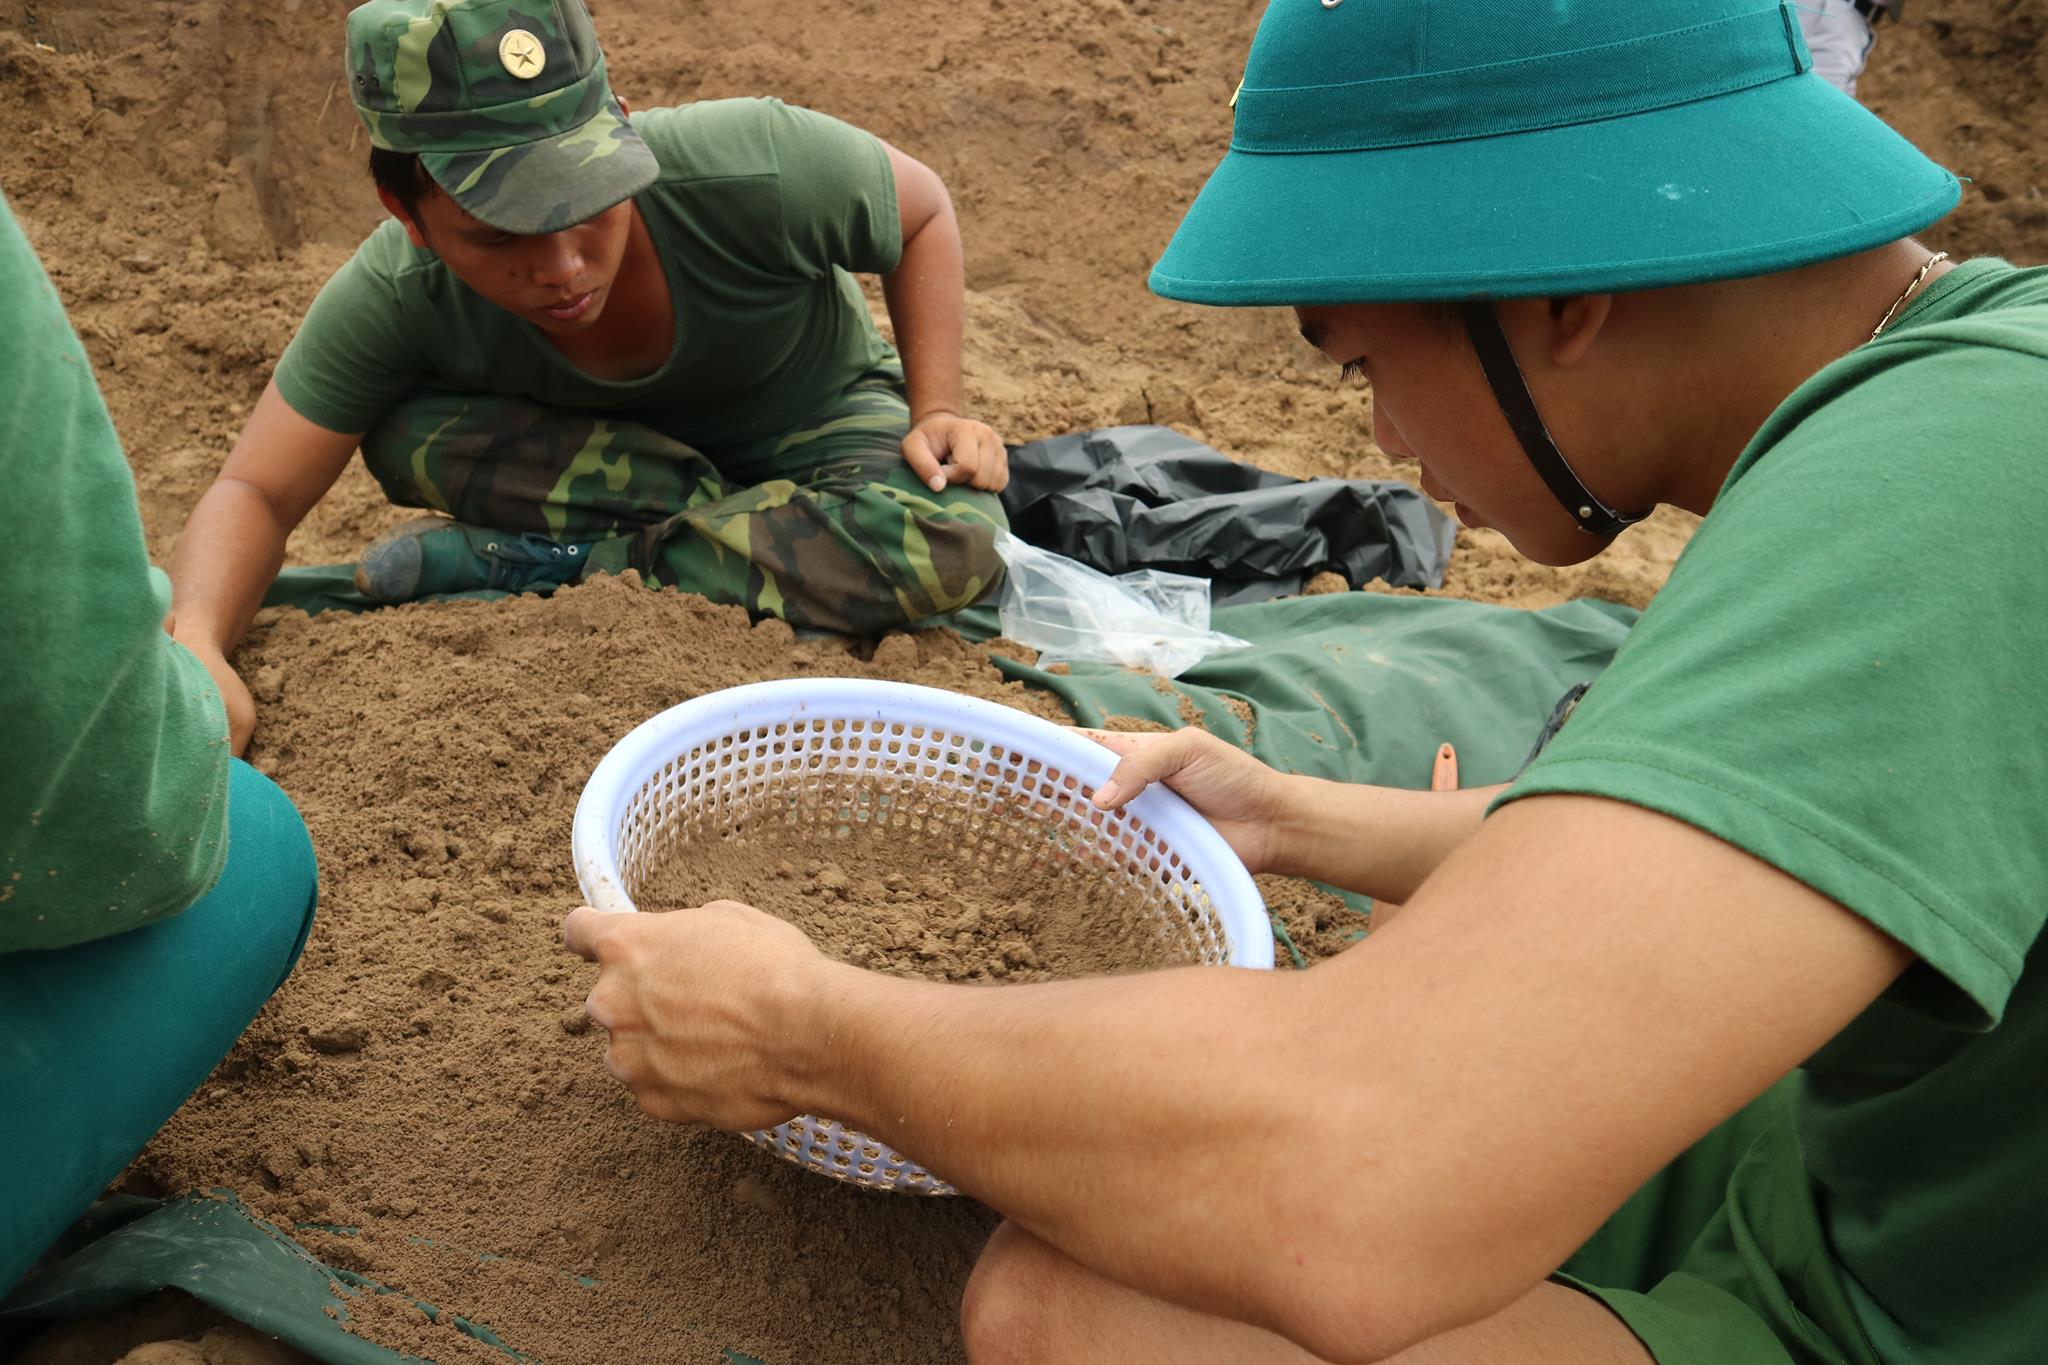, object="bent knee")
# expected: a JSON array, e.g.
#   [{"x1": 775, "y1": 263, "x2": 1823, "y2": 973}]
[
  {"x1": 226, "y1": 759, "x2": 319, "y2": 989},
  {"x1": 960, "y1": 1223, "x2": 1068, "y2": 1365}
]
